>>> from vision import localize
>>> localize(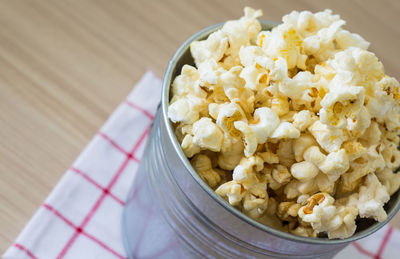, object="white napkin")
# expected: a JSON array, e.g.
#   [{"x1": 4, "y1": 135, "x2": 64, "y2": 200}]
[{"x1": 4, "y1": 71, "x2": 399, "y2": 259}]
